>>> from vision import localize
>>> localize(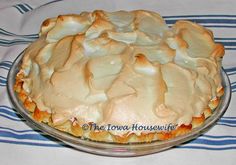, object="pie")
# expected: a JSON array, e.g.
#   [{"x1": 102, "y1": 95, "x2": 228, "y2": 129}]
[{"x1": 14, "y1": 10, "x2": 225, "y2": 143}]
